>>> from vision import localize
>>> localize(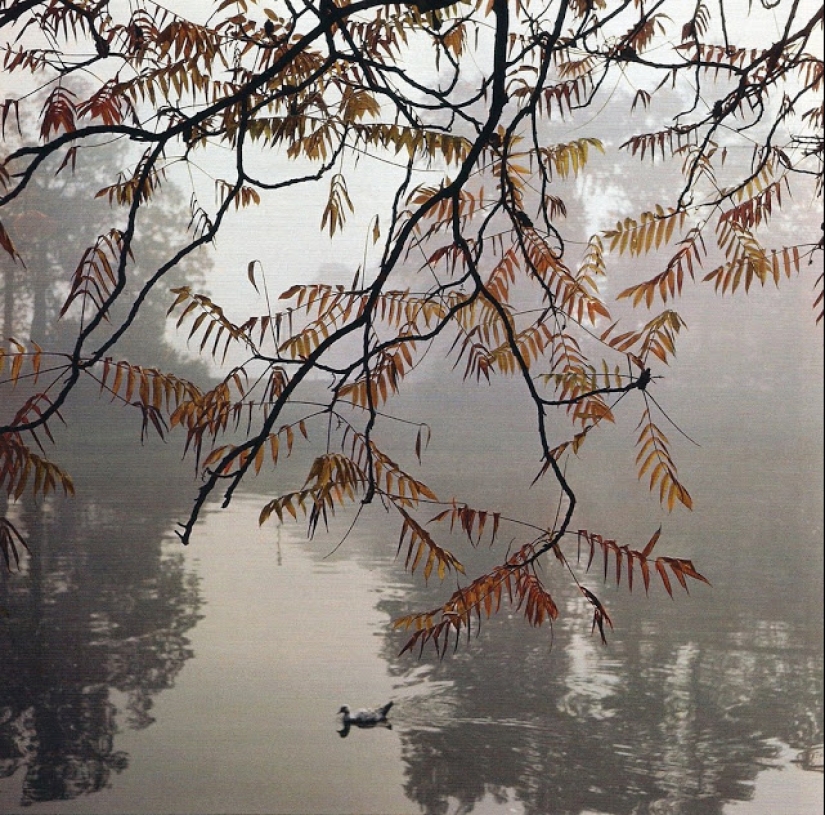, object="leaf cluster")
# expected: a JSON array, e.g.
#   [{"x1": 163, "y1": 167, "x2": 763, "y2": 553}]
[{"x1": 0, "y1": 0, "x2": 821, "y2": 655}]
